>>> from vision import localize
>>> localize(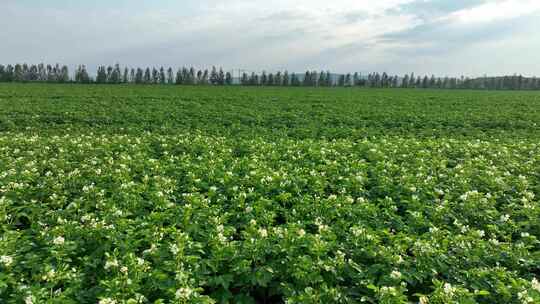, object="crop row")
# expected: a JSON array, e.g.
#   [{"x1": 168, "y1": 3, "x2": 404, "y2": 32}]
[
  {"x1": 1, "y1": 84, "x2": 540, "y2": 139},
  {"x1": 1, "y1": 133, "x2": 539, "y2": 303}
]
